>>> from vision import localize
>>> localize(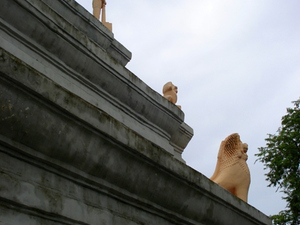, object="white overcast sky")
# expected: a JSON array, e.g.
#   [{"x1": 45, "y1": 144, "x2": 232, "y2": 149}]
[{"x1": 75, "y1": 0, "x2": 300, "y2": 217}]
